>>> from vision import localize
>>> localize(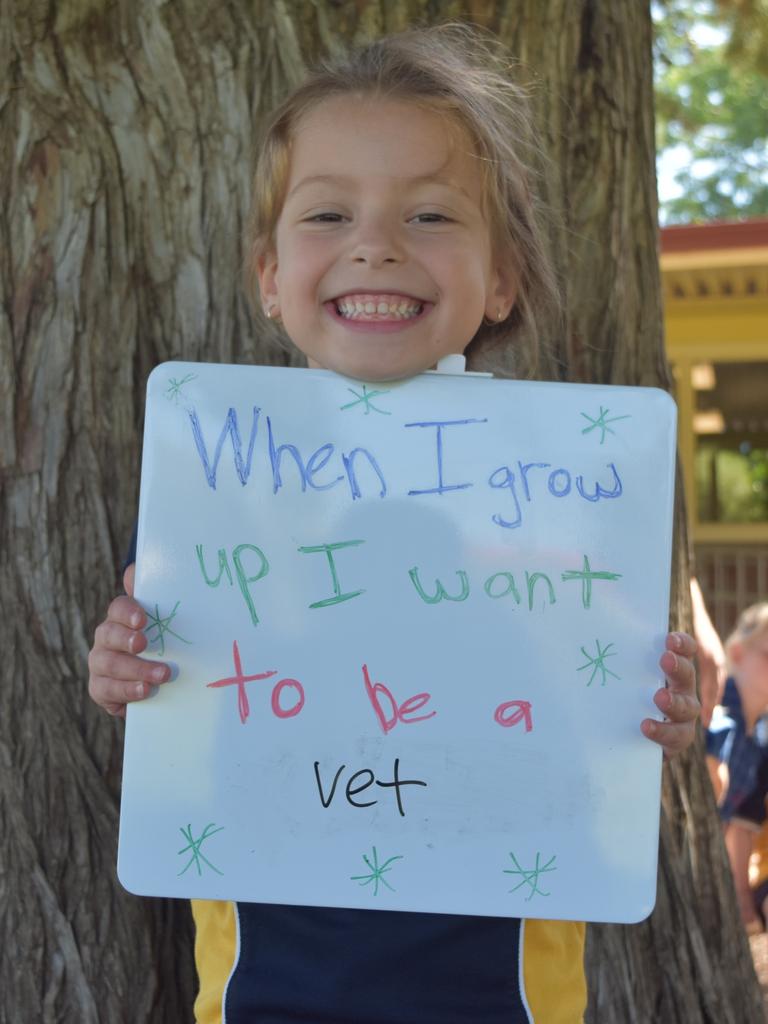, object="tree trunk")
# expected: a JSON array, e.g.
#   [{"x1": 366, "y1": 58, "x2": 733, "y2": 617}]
[{"x1": 1, "y1": 0, "x2": 761, "y2": 1021}]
